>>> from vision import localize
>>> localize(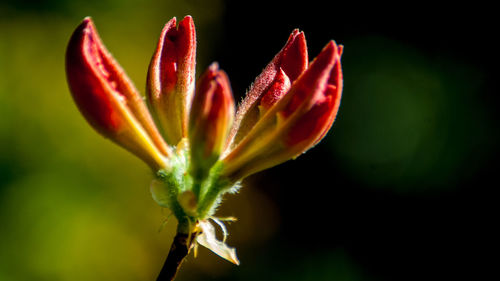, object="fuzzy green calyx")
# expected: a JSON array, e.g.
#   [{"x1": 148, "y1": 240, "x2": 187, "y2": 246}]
[{"x1": 150, "y1": 139, "x2": 239, "y2": 226}]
